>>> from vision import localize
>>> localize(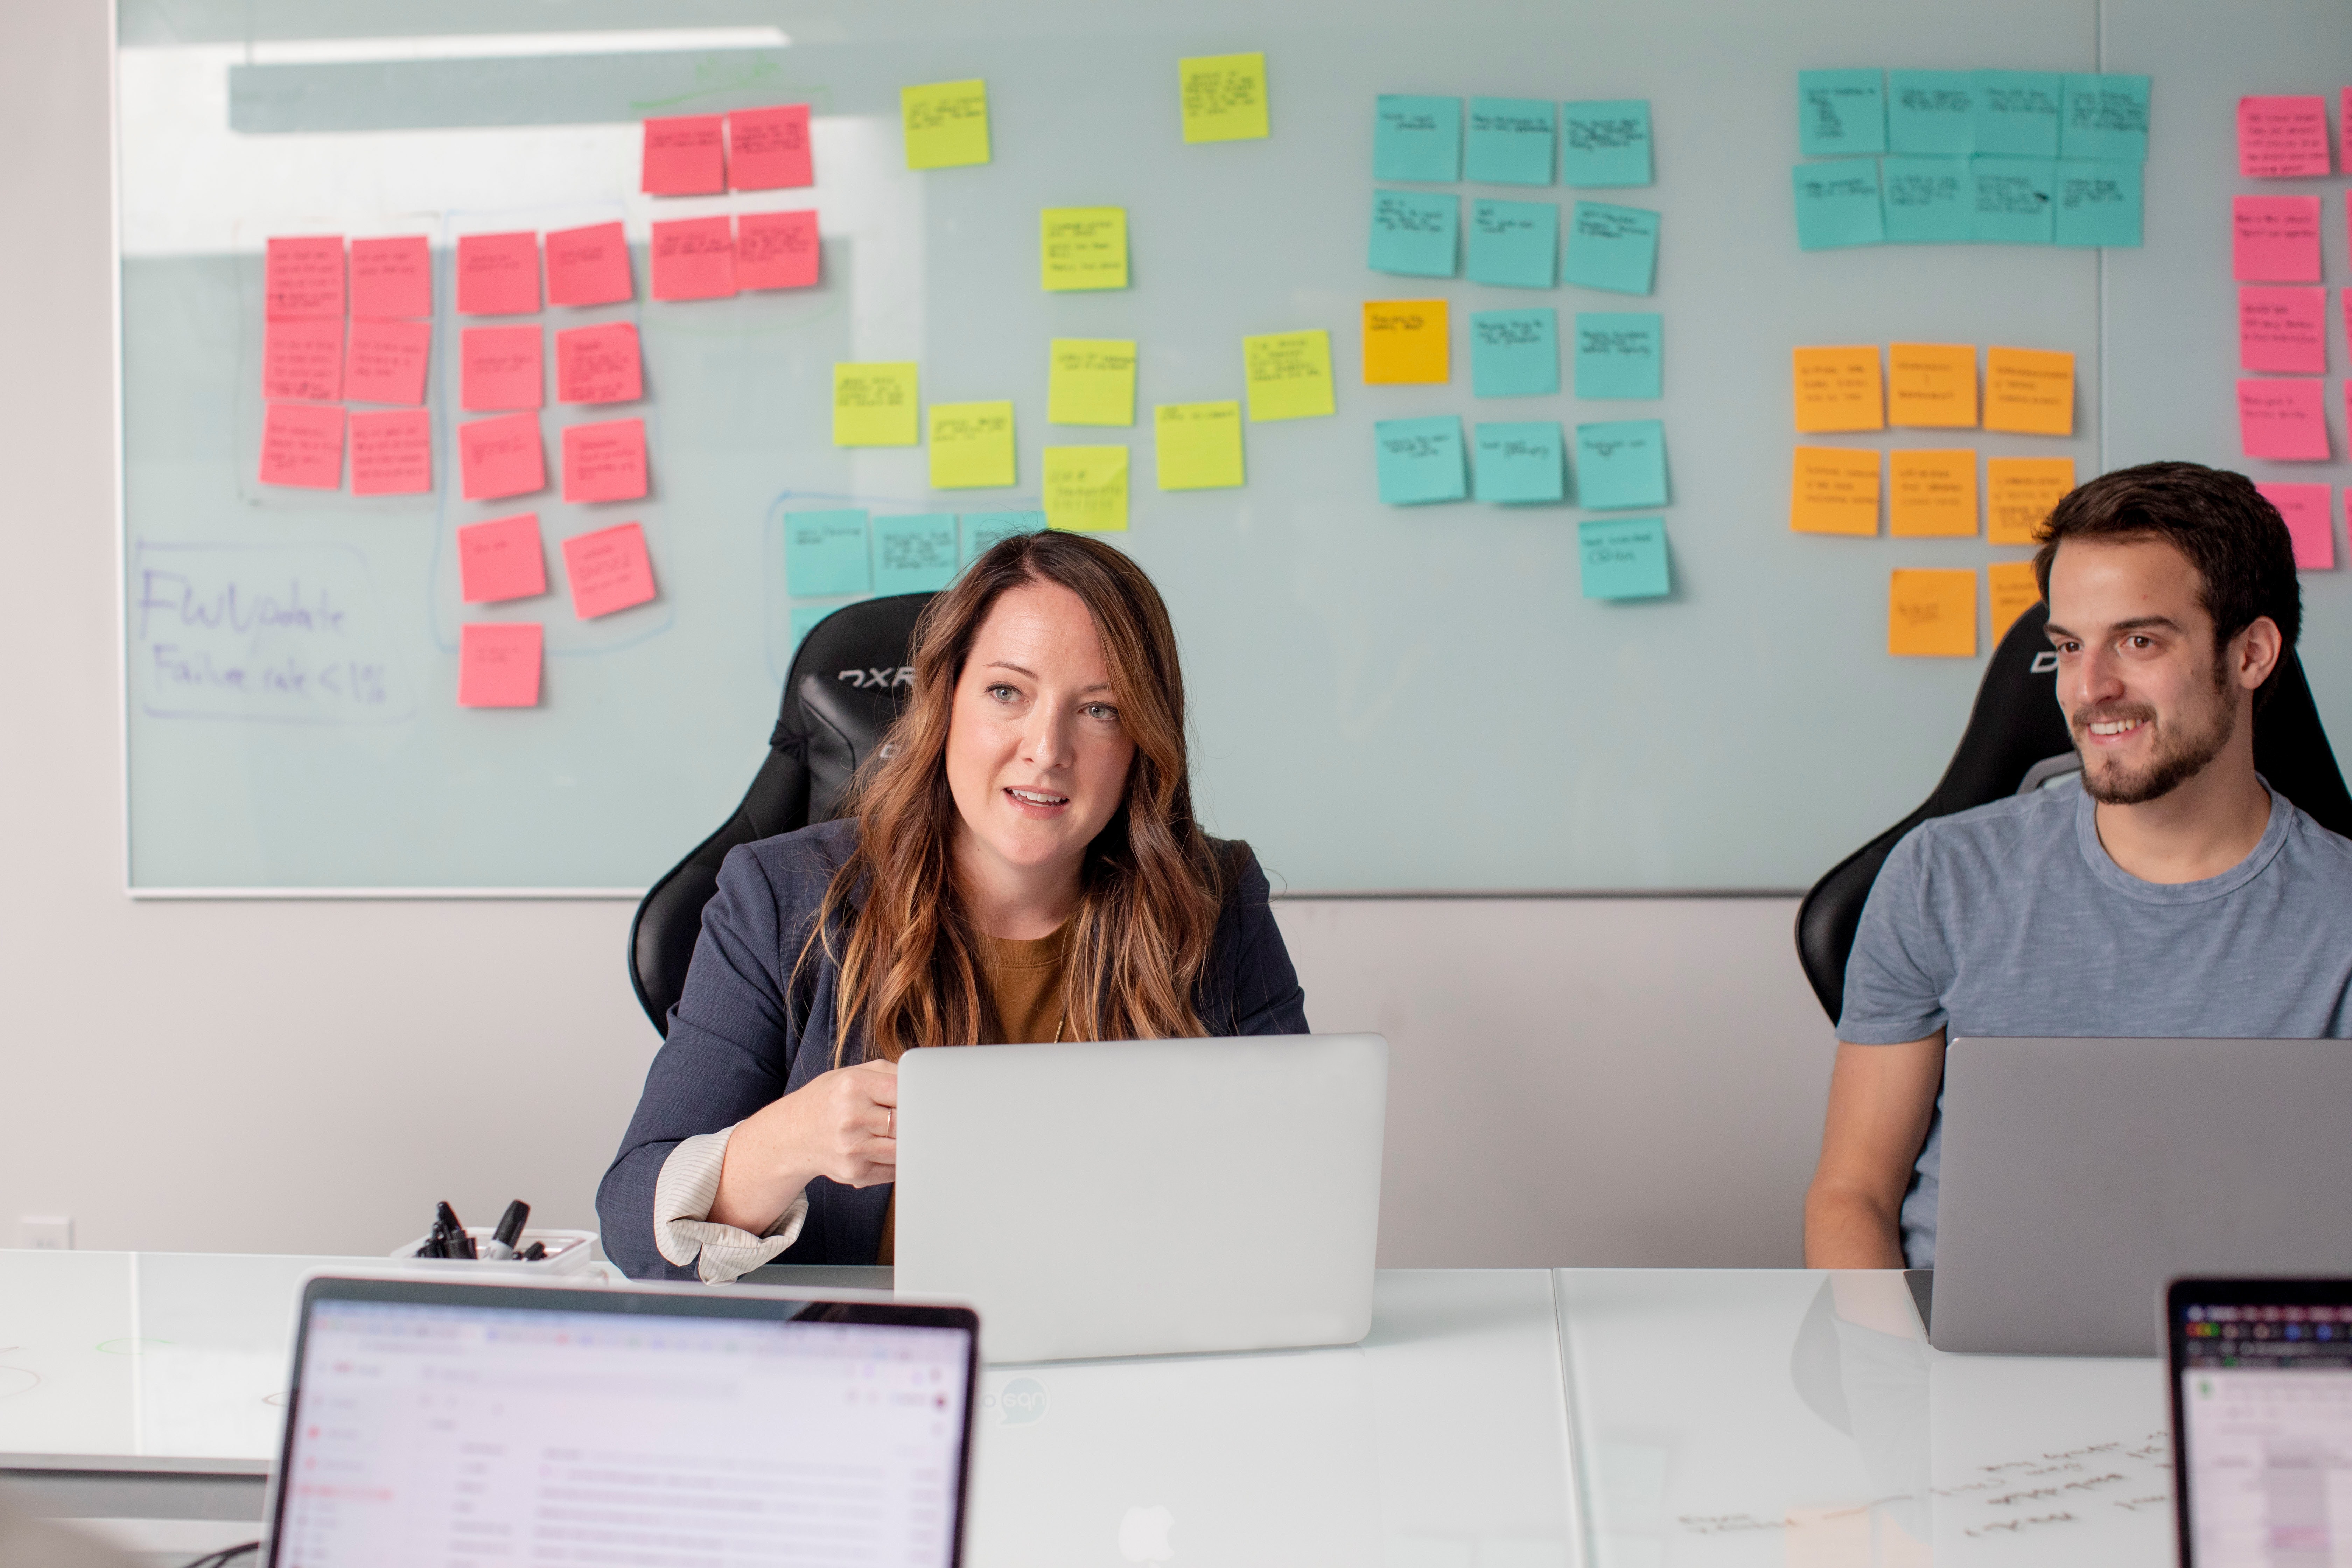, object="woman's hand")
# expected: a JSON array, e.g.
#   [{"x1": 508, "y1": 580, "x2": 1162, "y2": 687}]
[{"x1": 709, "y1": 1060, "x2": 899, "y2": 1232}]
